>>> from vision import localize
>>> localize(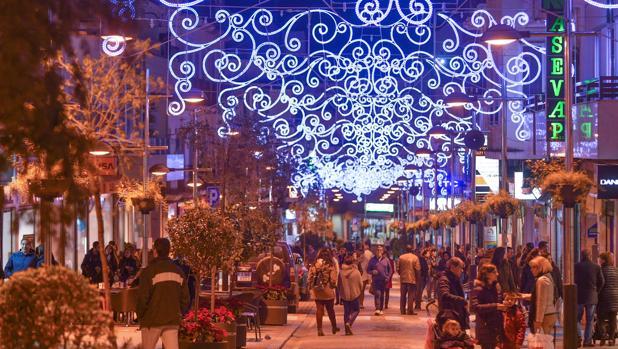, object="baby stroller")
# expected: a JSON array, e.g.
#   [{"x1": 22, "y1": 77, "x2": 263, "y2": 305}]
[{"x1": 425, "y1": 310, "x2": 473, "y2": 349}]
